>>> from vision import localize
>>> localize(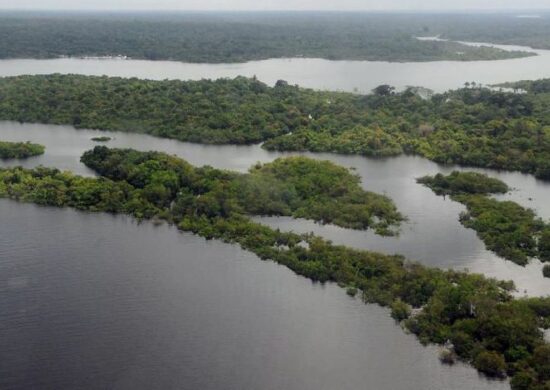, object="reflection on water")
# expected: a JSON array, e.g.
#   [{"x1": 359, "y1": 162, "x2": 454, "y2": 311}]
[{"x1": 1, "y1": 121, "x2": 549, "y2": 296}]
